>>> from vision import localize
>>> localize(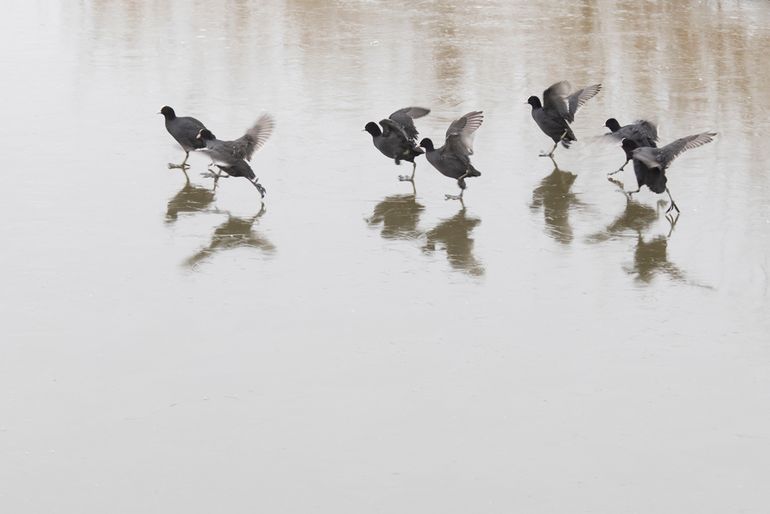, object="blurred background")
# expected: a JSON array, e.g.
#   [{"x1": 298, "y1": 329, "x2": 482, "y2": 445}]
[{"x1": 1, "y1": 1, "x2": 769, "y2": 512}]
